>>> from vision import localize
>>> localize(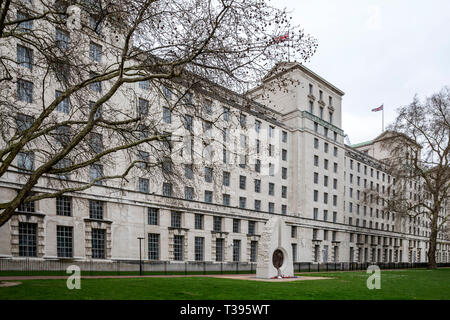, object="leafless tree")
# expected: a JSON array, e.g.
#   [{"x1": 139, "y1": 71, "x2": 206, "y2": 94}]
[
  {"x1": 0, "y1": 0, "x2": 317, "y2": 226},
  {"x1": 363, "y1": 88, "x2": 449, "y2": 268}
]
